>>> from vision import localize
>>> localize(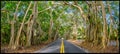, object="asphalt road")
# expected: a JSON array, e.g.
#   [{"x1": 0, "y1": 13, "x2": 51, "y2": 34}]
[{"x1": 34, "y1": 39, "x2": 87, "y2": 53}]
